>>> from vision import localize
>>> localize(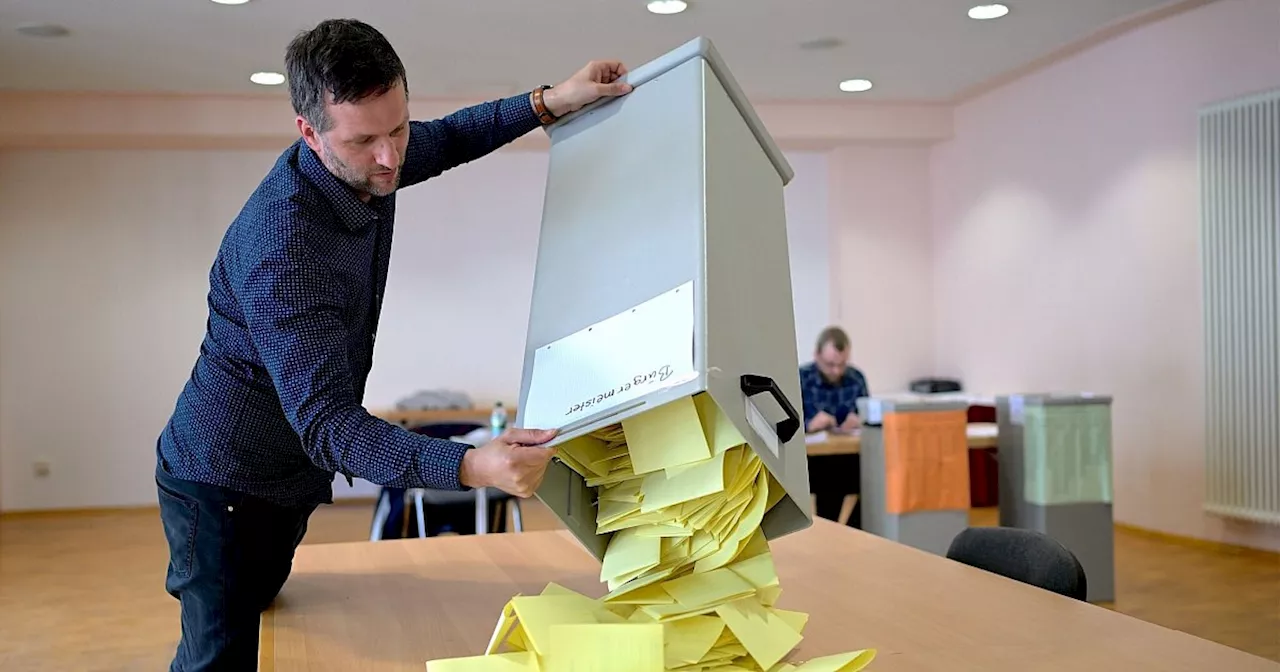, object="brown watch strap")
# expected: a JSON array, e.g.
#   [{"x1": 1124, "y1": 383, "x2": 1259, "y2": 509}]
[{"x1": 532, "y1": 85, "x2": 557, "y2": 125}]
